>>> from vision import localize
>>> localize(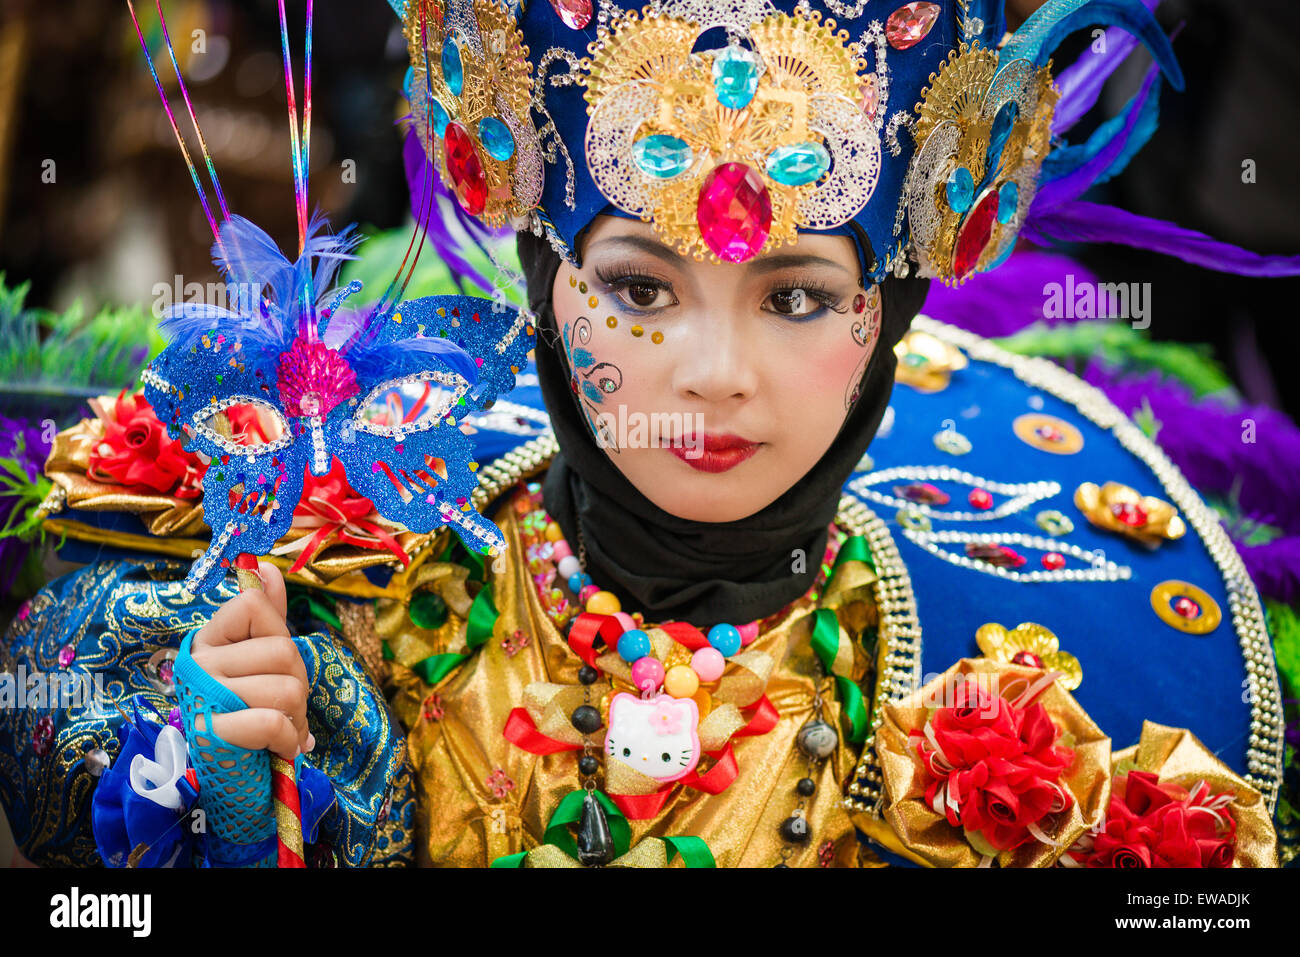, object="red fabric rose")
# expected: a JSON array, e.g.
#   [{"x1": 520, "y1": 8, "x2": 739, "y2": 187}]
[
  {"x1": 1065, "y1": 771, "x2": 1236, "y2": 868},
  {"x1": 911, "y1": 675, "x2": 1075, "y2": 854},
  {"x1": 88, "y1": 392, "x2": 205, "y2": 498}
]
